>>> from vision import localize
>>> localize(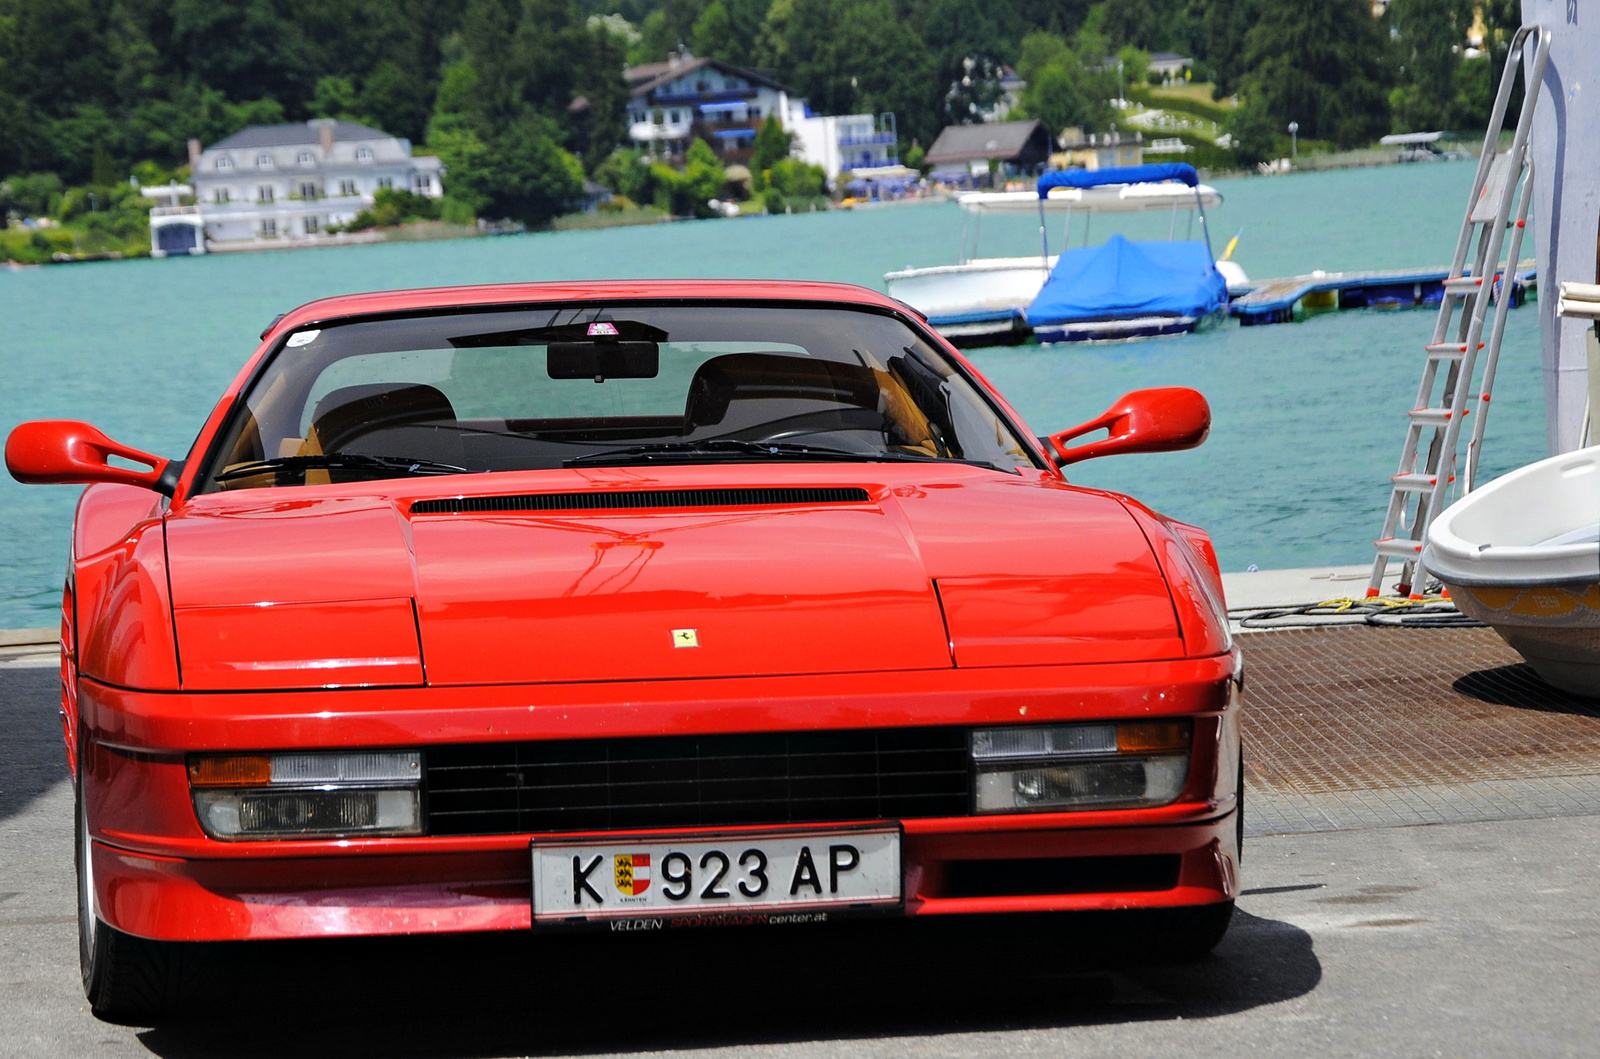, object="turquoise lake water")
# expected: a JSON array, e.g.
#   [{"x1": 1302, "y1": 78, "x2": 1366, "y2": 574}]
[{"x1": 0, "y1": 161, "x2": 1549, "y2": 628}]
